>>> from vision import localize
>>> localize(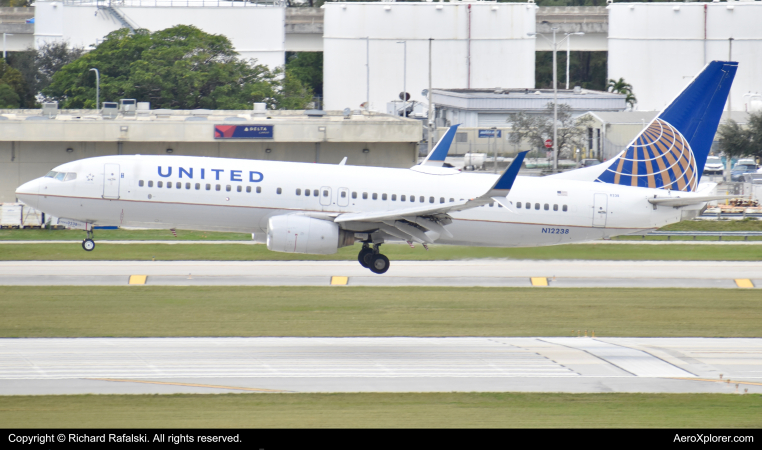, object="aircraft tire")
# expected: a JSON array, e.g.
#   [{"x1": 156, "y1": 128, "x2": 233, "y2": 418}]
[
  {"x1": 369, "y1": 254, "x2": 390, "y2": 274},
  {"x1": 358, "y1": 247, "x2": 373, "y2": 268},
  {"x1": 82, "y1": 239, "x2": 95, "y2": 251}
]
